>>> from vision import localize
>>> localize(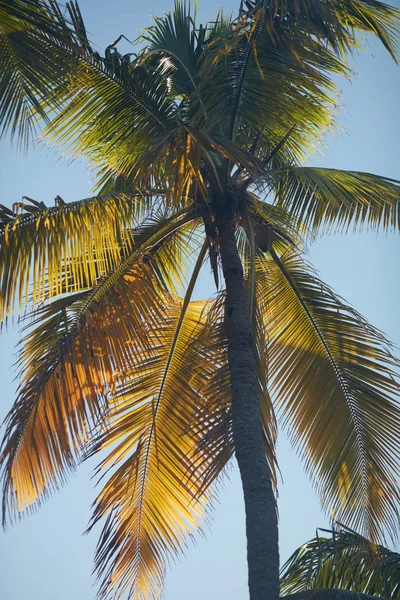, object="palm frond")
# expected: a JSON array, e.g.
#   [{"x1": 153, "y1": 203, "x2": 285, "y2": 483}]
[
  {"x1": 274, "y1": 167, "x2": 400, "y2": 234},
  {"x1": 242, "y1": 0, "x2": 400, "y2": 61},
  {"x1": 0, "y1": 0, "x2": 84, "y2": 148},
  {"x1": 185, "y1": 293, "x2": 235, "y2": 494},
  {"x1": 256, "y1": 248, "x2": 400, "y2": 540},
  {"x1": 0, "y1": 191, "x2": 152, "y2": 321},
  {"x1": 86, "y1": 244, "x2": 215, "y2": 600},
  {"x1": 139, "y1": 1, "x2": 210, "y2": 122},
  {"x1": 190, "y1": 283, "x2": 278, "y2": 495},
  {"x1": 280, "y1": 524, "x2": 400, "y2": 599},
  {"x1": 198, "y1": 4, "x2": 348, "y2": 164},
  {"x1": 0, "y1": 210, "x2": 198, "y2": 522},
  {"x1": 45, "y1": 50, "x2": 176, "y2": 178},
  {"x1": 1, "y1": 0, "x2": 178, "y2": 161},
  {"x1": 126, "y1": 124, "x2": 272, "y2": 204}
]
